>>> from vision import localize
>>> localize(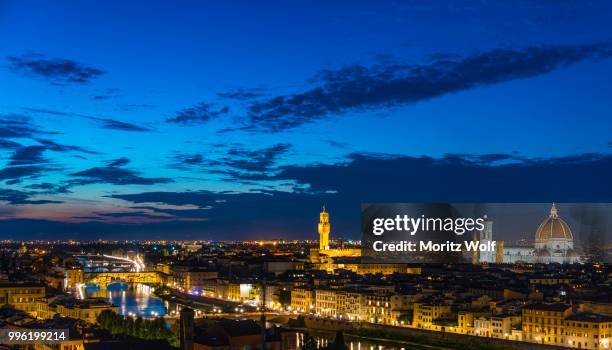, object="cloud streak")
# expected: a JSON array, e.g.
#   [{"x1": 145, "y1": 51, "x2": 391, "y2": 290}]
[
  {"x1": 0, "y1": 114, "x2": 53, "y2": 138},
  {"x1": 166, "y1": 103, "x2": 229, "y2": 124},
  {"x1": 217, "y1": 87, "x2": 265, "y2": 100},
  {"x1": 7, "y1": 53, "x2": 104, "y2": 84},
  {"x1": 8, "y1": 146, "x2": 47, "y2": 165},
  {"x1": 239, "y1": 43, "x2": 612, "y2": 132},
  {"x1": 22, "y1": 108, "x2": 153, "y2": 132},
  {"x1": 174, "y1": 143, "x2": 291, "y2": 179},
  {"x1": 0, "y1": 166, "x2": 48, "y2": 182},
  {"x1": 69, "y1": 158, "x2": 173, "y2": 186},
  {"x1": 0, "y1": 188, "x2": 61, "y2": 205}
]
